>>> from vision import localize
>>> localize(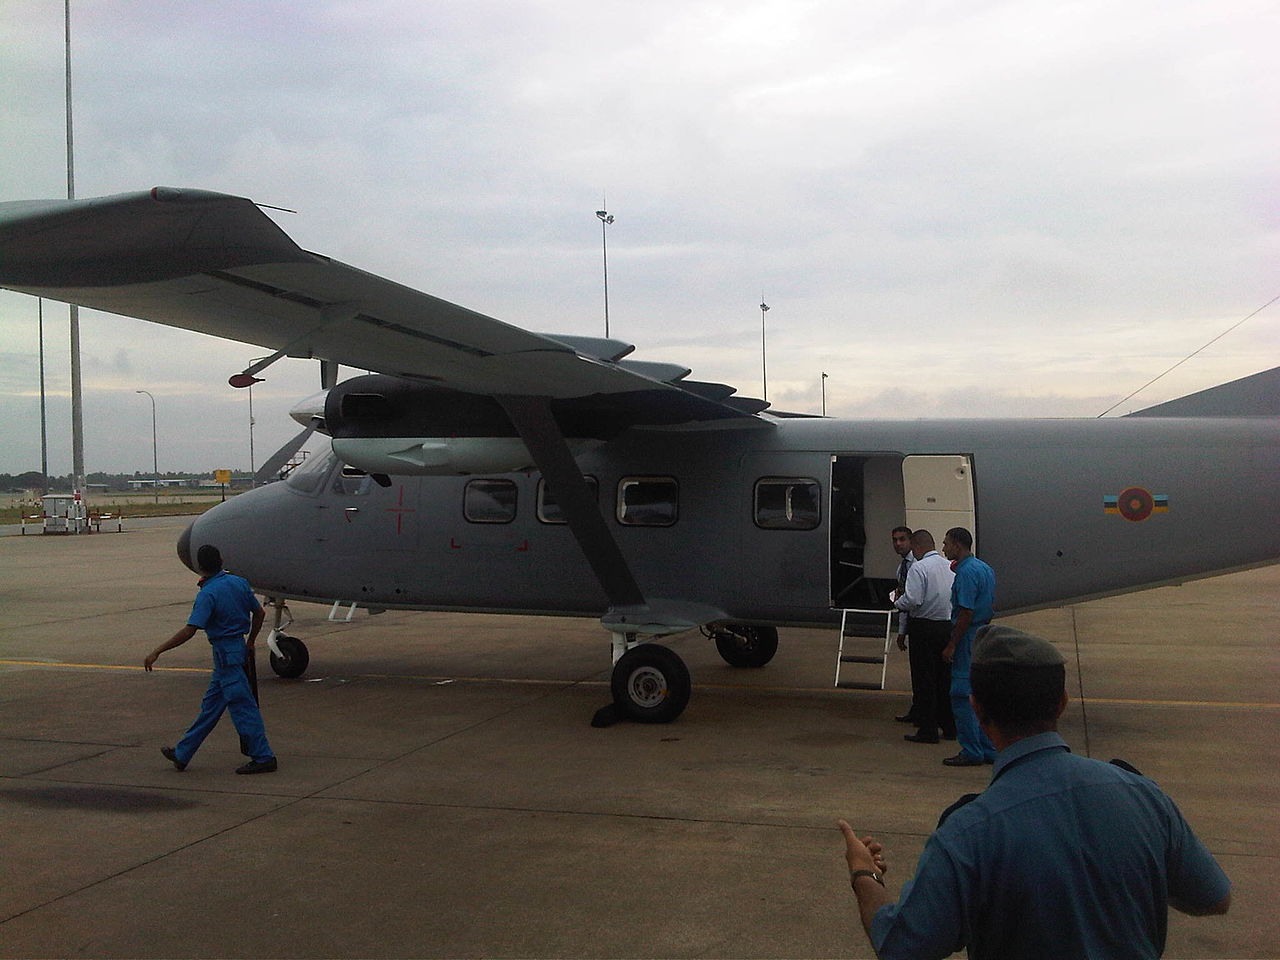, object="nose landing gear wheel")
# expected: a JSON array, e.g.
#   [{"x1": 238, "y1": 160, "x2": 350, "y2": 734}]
[
  {"x1": 708, "y1": 623, "x2": 779, "y2": 668},
  {"x1": 610, "y1": 643, "x2": 691, "y2": 723},
  {"x1": 269, "y1": 634, "x2": 309, "y2": 679}
]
